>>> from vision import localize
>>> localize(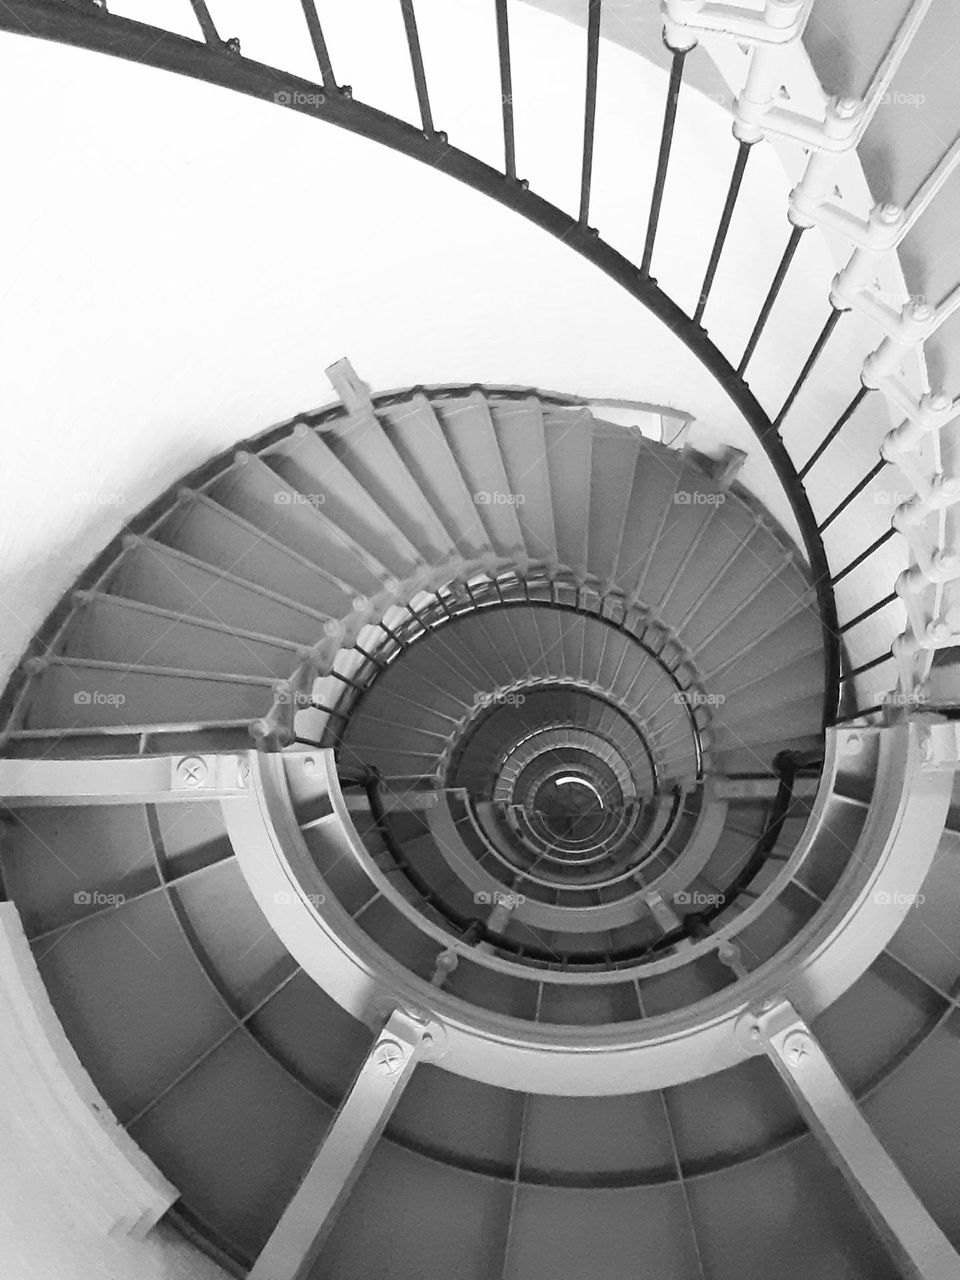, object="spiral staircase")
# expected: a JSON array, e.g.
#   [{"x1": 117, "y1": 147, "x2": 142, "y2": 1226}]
[{"x1": 3, "y1": 2, "x2": 960, "y2": 1280}]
